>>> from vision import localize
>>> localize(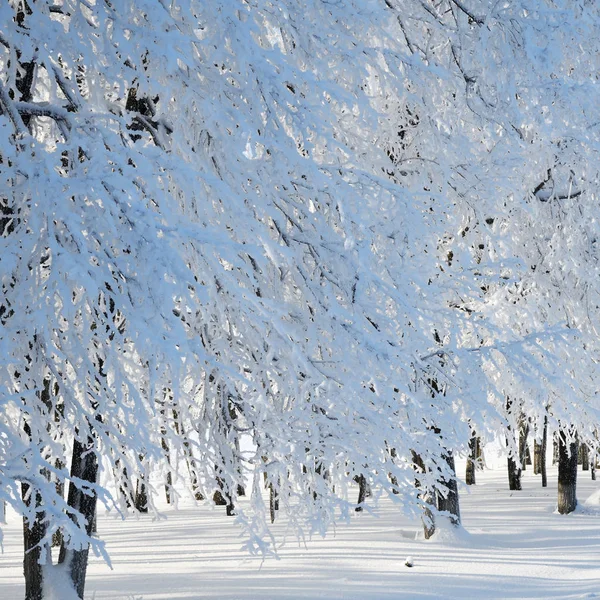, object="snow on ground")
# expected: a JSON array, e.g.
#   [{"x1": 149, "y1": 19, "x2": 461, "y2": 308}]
[{"x1": 2, "y1": 462, "x2": 600, "y2": 600}]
